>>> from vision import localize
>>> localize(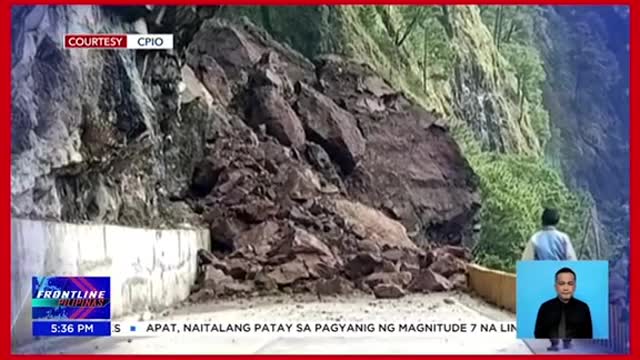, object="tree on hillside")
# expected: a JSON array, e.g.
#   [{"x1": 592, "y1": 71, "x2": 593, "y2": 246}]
[
  {"x1": 376, "y1": 5, "x2": 398, "y2": 43},
  {"x1": 387, "y1": 6, "x2": 446, "y2": 47},
  {"x1": 501, "y1": 6, "x2": 537, "y2": 45},
  {"x1": 436, "y1": 6, "x2": 455, "y2": 39},
  {"x1": 381, "y1": 6, "x2": 454, "y2": 50},
  {"x1": 373, "y1": 6, "x2": 454, "y2": 91},
  {"x1": 417, "y1": 16, "x2": 455, "y2": 92},
  {"x1": 393, "y1": 6, "x2": 428, "y2": 47},
  {"x1": 493, "y1": 6, "x2": 505, "y2": 49},
  {"x1": 381, "y1": 6, "x2": 455, "y2": 91},
  {"x1": 503, "y1": 43, "x2": 546, "y2": 122},
  {"x1": 480, "y1": 5, "x2": 539, "y2": 48}
]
